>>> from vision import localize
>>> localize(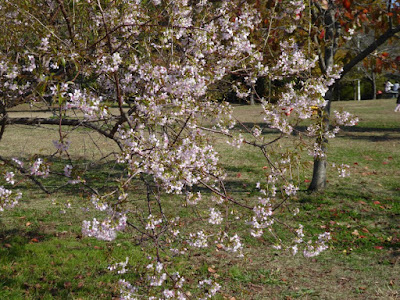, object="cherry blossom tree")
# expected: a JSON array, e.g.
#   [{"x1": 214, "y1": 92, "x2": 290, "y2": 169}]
[{"x1": 0, "y1": 0, "x2": 359, "y2": 297}]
